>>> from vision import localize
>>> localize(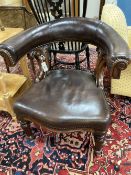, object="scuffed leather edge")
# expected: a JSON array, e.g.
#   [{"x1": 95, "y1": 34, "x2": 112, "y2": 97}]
[{"x1": 0, "y1": 48, "x2": 15, "y2": 66}]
